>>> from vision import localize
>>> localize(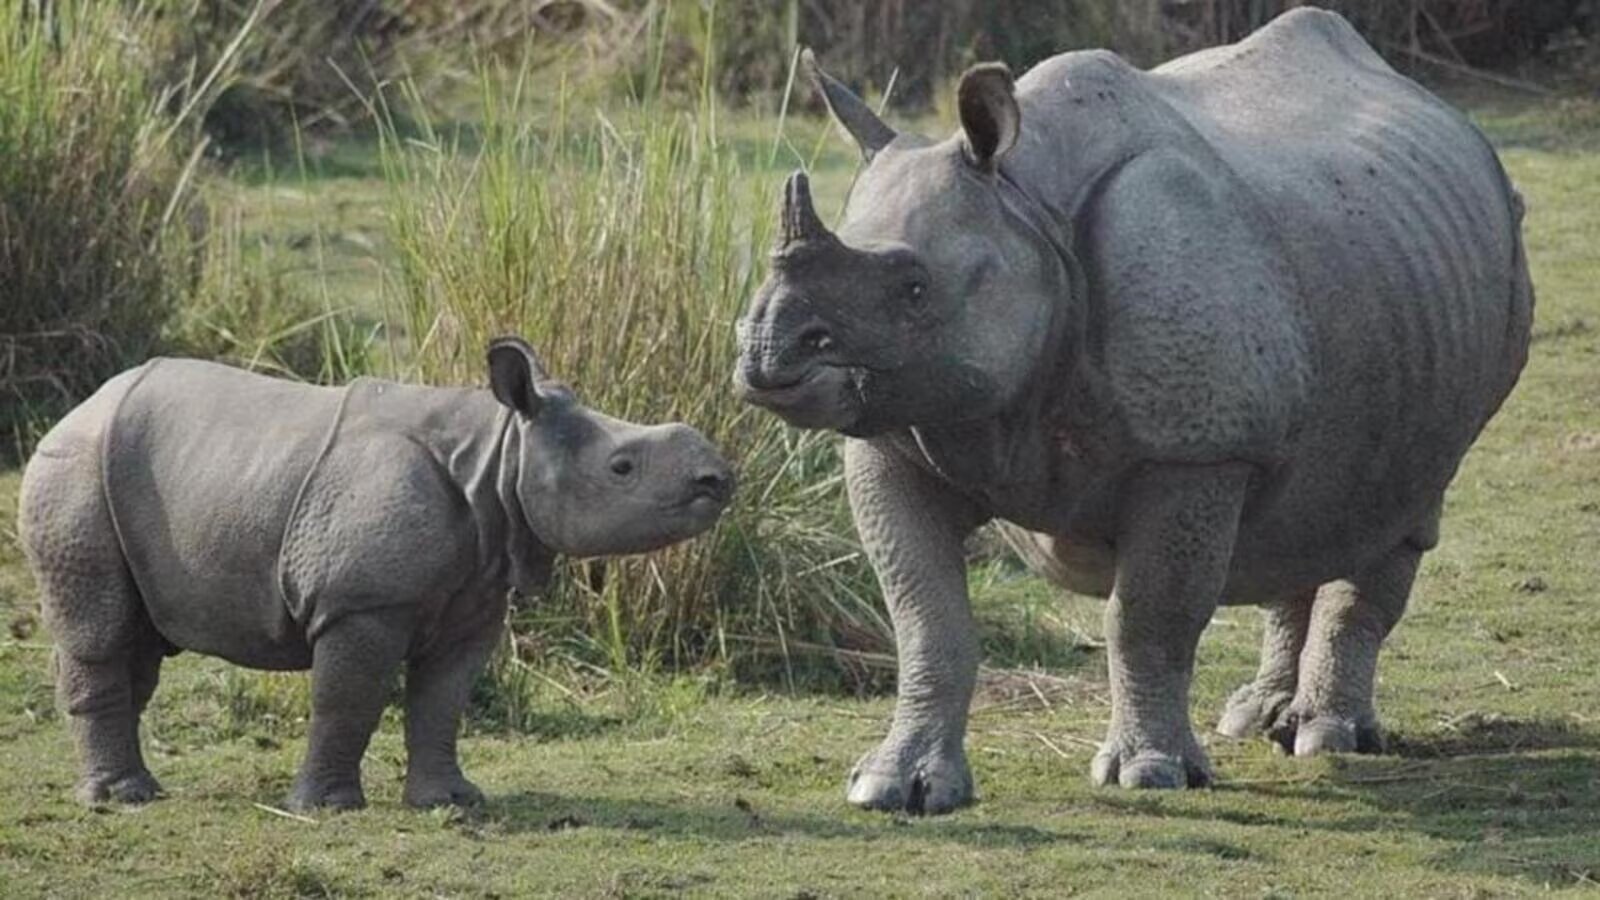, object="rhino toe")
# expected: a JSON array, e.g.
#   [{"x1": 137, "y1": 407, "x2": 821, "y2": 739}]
[
  {"x1": 846, "y1": 744, "x2": 973, "y2": 815},
  {"x1": 1289, "y1": 715, "x2": 1386, "y2": 757},
  {"x1": 1216, "y1": 681, "x2": 1295, "y2": 740},
  {"x1": 1091, "y1": 748, "x2": 1213, "y2": 790},
  {"x1": 1268, "y1": 708, "x2": 1385, "y2": 756}
]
